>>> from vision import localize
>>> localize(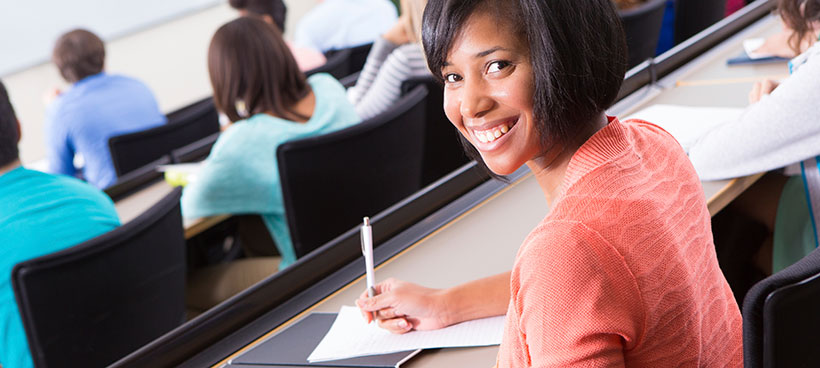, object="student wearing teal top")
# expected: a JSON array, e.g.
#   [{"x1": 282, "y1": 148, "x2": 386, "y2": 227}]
[
  {"x1": 181, "y1": 18, "x2": 359, "y2": 310},
  {"x1": 0, "y1": 80, "x2": 120, "y2": 368}
]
